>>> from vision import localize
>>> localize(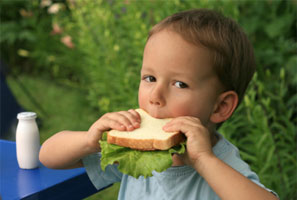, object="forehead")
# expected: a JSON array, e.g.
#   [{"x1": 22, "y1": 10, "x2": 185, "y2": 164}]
[{"x1": 142, "y1": 30, "x2": 214, "y2": 78}]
